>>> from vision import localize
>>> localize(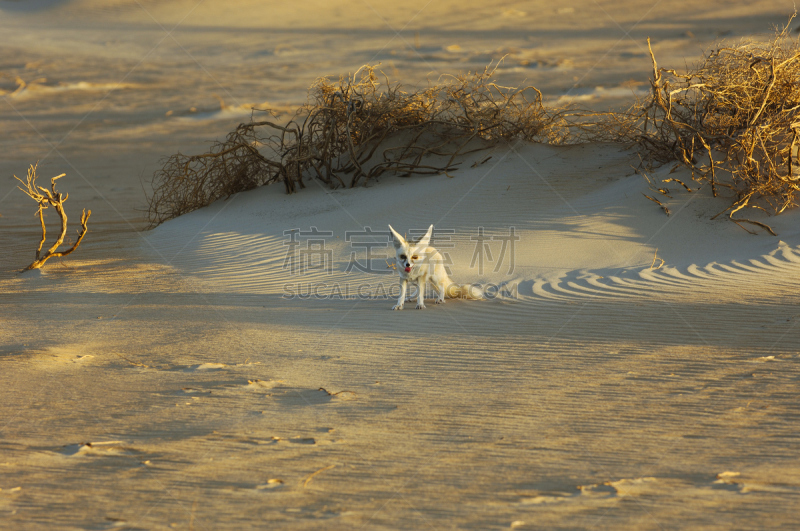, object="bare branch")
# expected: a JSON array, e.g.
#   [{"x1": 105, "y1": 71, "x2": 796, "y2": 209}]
[{"x1": 15, "y1": 164, "x2": 91, "y2": 271}]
